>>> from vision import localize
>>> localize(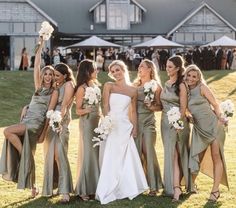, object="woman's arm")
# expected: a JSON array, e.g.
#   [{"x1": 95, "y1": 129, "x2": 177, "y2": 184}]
[
  {"x1": 102, "y1": 82, "x2": 111, "y2": 116},
  {"x1": 130, "y1": 89, "x2": 138, "y2": 138},
  {"x1": 179, "y1": 82, "x2": 188, "y2": 118},
  {"x1": 61, "y1": 81, "x2": 75, "y2": 118},
  {"x1": 34, "y1": 38, "x2": 44, "y2": 90},
  {"x1": 38, "y1": 90, "x2": 59, "y2": 143},
  {"x1": 75, "y1": 86, "x2": 92, "y2": 116},
  {"x1": 147, "y1": 85, "x2": 163, "y2": 111},
  {"x1": 20, "y1": 105, "x2": 29, "y2": 122},
  {"x1": 201, "y1": 84, "x2": 222, "y2": 119}
]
